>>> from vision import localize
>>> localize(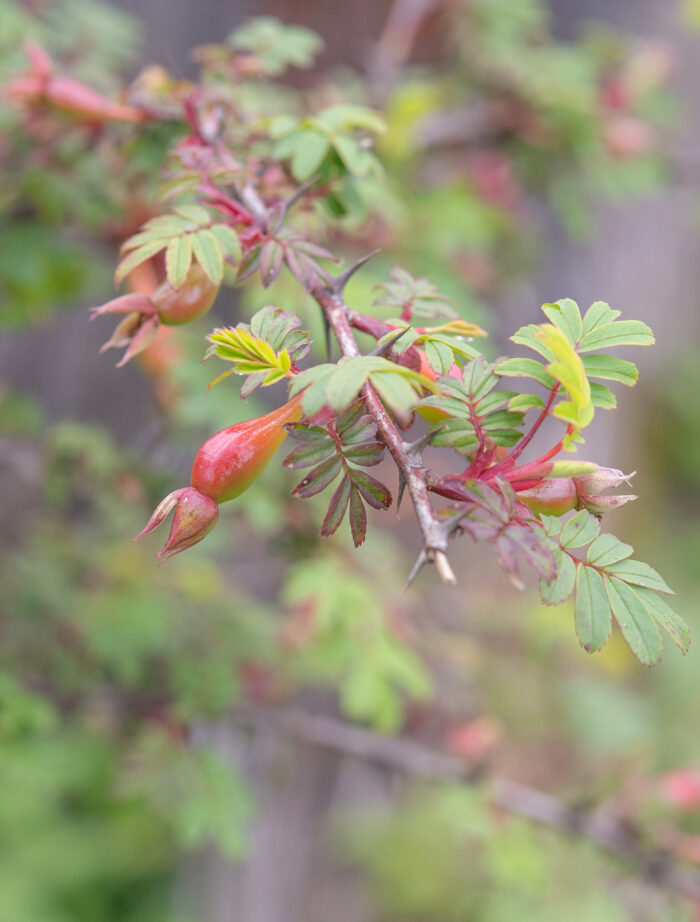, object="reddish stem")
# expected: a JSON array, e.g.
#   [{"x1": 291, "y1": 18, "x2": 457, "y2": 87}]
[{"x1": 489, "y1": 384, "x2": 560, "y2": 476}]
